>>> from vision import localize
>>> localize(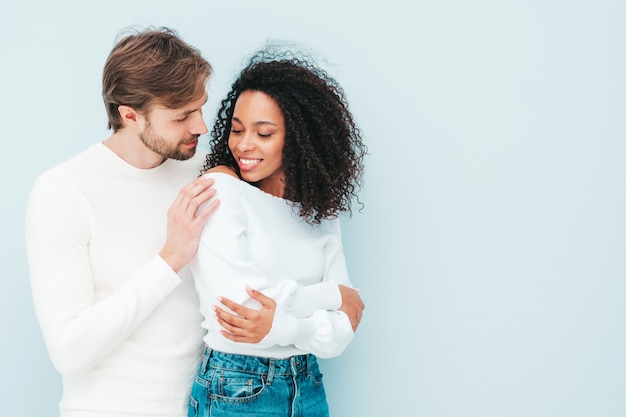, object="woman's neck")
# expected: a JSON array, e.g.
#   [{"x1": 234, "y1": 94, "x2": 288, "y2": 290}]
[{"x1": 257, "y1": 176, "x2": 286, "y2": 198}]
